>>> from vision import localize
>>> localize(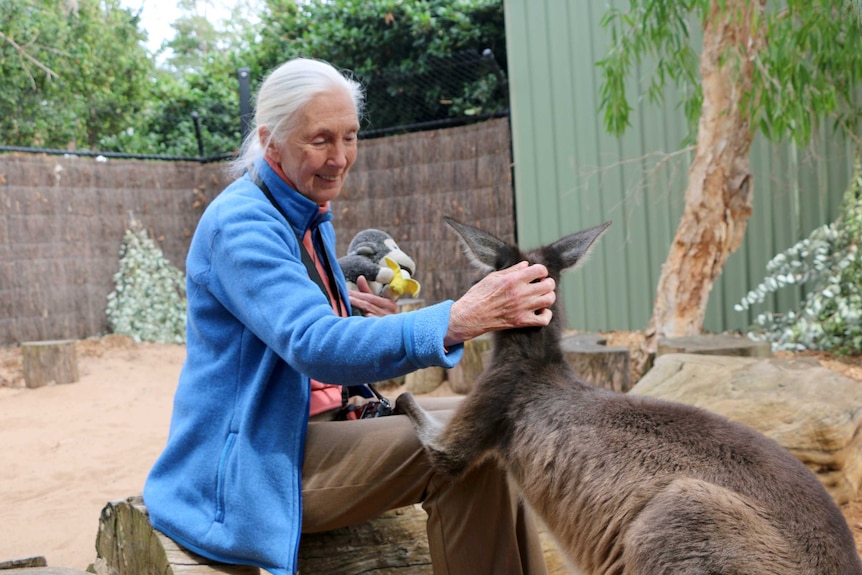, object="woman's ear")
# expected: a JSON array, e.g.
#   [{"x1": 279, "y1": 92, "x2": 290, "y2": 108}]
[{"x1": 259, "y1": 127, "x2": 280, "y2": 162}]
